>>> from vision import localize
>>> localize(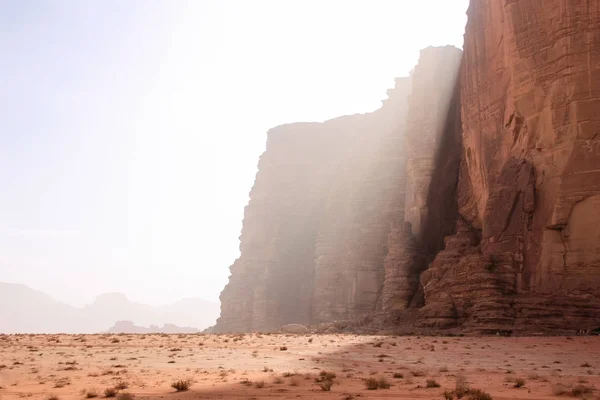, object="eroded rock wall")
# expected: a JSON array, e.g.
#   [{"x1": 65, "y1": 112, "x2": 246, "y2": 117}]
[
  {"x1": 215, "y1": 45, "x2": 467, "y2": 332},
  {"x1": 420, "y1": 0, "x2": 600, "y2": 332},
  {"x1": 381, "y1": 46, "x2": 463, "y2": 313},
  {"x1": 216, "y1": 78, "x2": 413, "y2": 332}
]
